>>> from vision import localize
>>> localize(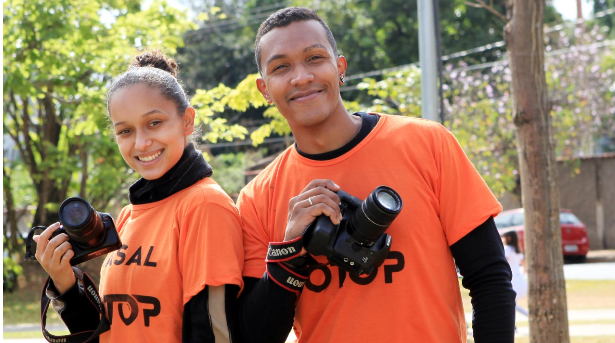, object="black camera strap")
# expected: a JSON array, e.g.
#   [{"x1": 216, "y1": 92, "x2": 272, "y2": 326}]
[
  {"x1": 40, "y1": 267, "x2": 110, "y2": 343},
  {"x1": 265, "y1": 237, "x2": 309, "y2": 292},
  {"x1": 265, "y1": 236, "x2": 304, "y2": 262},
  {"x1": 266, "y1": 261, "x2": 308, "y2": 293}
]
